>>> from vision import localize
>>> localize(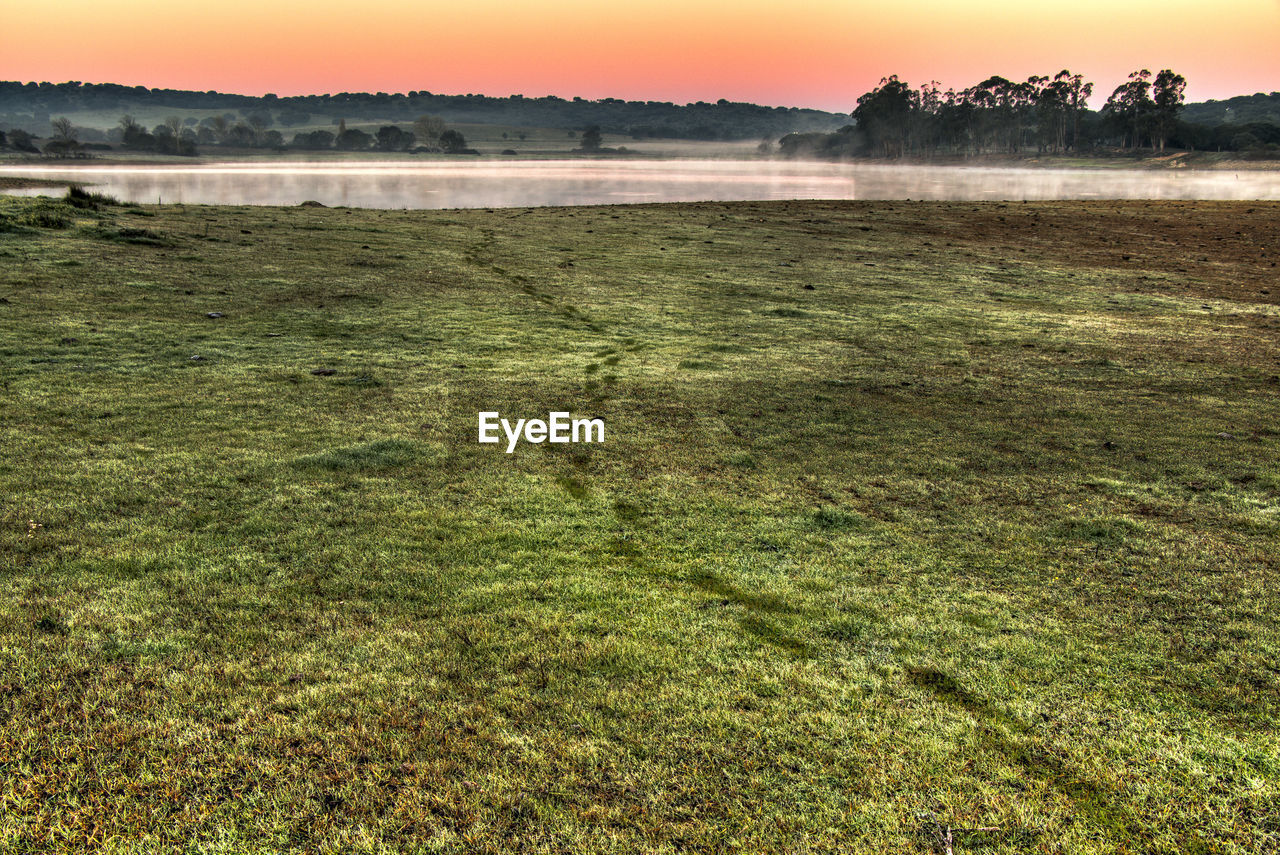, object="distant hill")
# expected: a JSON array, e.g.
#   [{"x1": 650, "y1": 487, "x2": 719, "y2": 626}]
[
  {"x1": 1183, "y1": 92, "x2": 1280, "y2": 126},
  {"x1": 0, "y1": 81, "x2": 849, "y2": 141}
]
